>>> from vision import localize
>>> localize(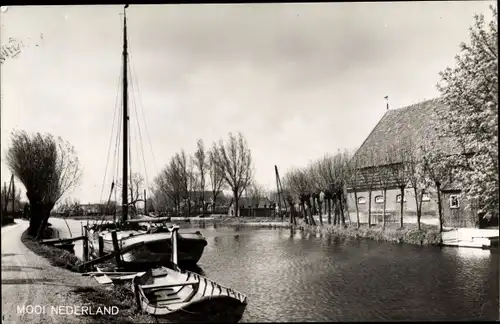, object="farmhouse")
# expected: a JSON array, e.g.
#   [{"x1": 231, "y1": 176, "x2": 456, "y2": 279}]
[
  {"x1": 229, "y1": 197, "x2": 275, "y2": 217},
  {"x1": 347, "y1": 98, "x2": 485, "y2": 228}
]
